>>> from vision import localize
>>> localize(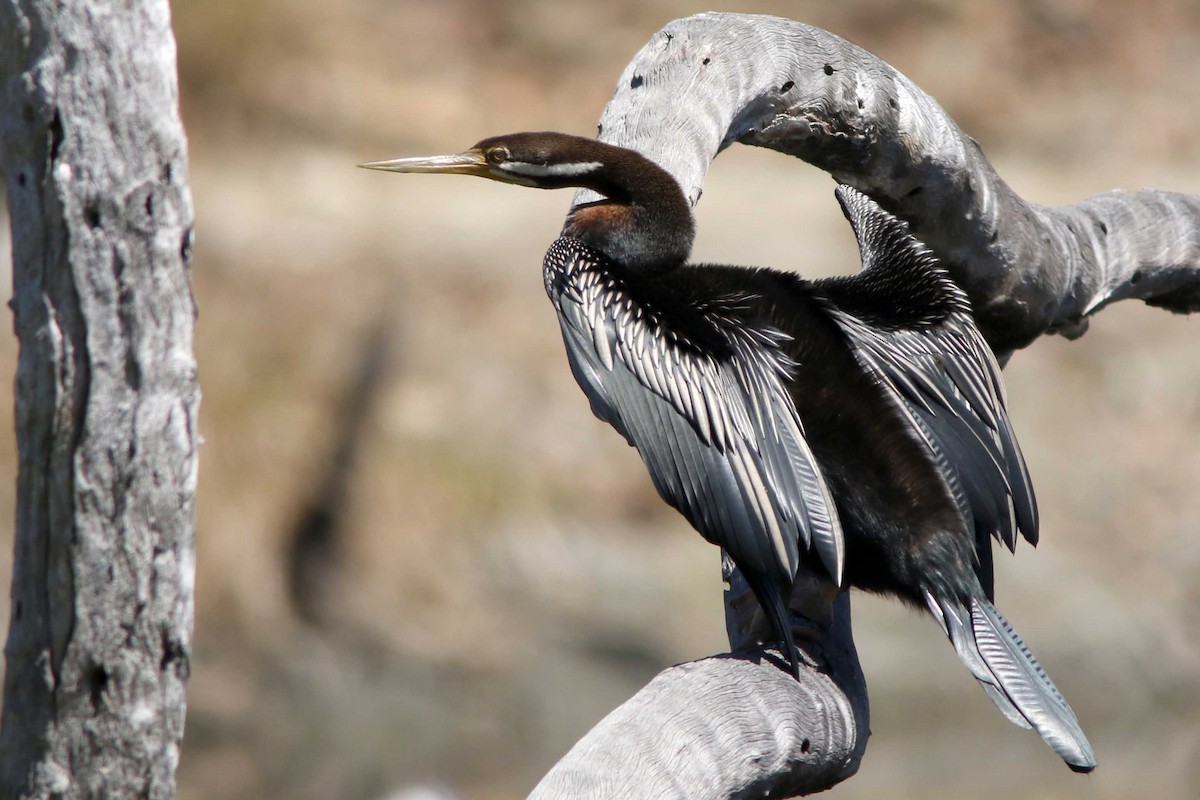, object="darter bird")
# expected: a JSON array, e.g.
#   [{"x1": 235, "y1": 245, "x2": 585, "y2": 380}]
[{"x1": 361, "y1": 132, "x2": 1096, "y2": 772}]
